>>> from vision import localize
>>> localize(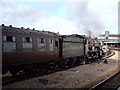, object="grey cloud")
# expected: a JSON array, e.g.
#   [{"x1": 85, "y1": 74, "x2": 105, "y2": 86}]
[
  {"x1": 1, "y1": 1, "x2": 106, "y2": 36},
  {"x1": 1, "y1": 3, "x2": 49, "y2": 27},
  {"x1": 118, "y1": 1, "x2": 120, "y2": 34}
]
